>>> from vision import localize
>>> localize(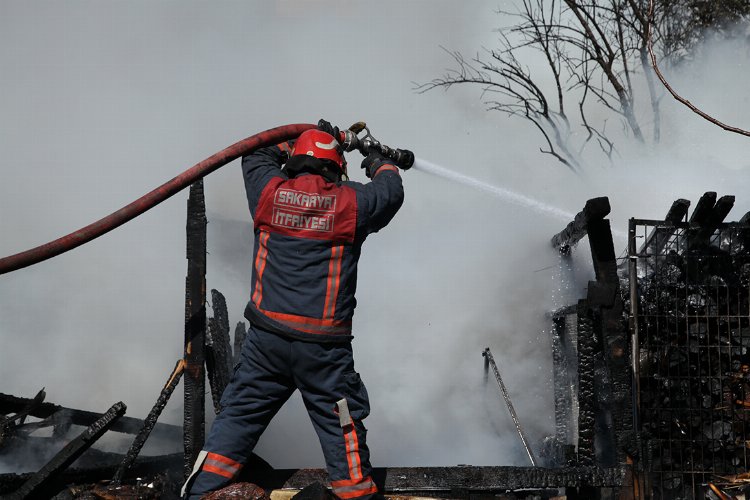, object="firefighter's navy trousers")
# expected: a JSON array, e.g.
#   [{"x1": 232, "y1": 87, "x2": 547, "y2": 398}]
[{"x1": 183, "y1": 325, "x2": 377, "y2": 499}]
